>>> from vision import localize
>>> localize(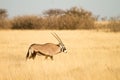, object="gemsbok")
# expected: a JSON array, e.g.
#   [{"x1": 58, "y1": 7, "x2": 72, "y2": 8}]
[{"x1": 26, "y1": 33, "x2": 67, "y2": 60}]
